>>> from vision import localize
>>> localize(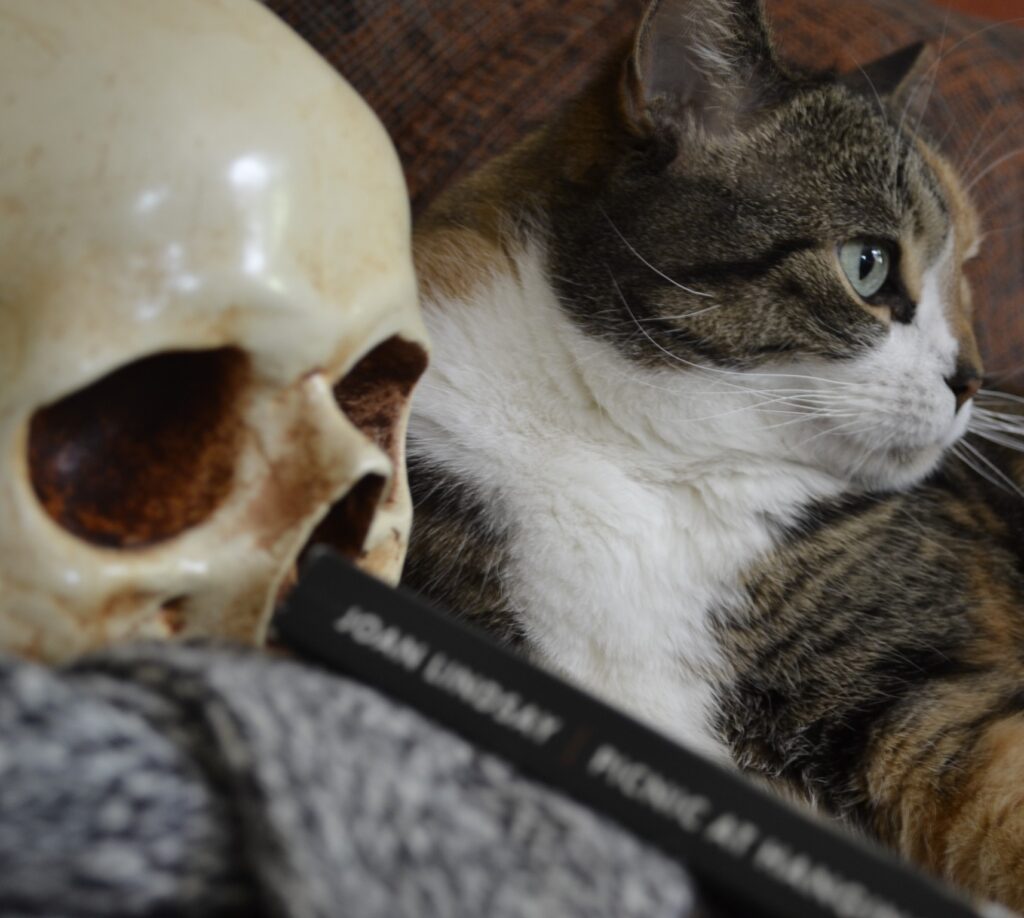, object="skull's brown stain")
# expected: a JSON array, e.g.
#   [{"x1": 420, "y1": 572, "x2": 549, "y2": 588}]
[
  {"x1": 280, "y1": 336, "x2": 427, "y2": 565},
  {"x1": 94, "y1": 589, "x2": 160, "y2": 625},
  {"x1": 159, "y1": 596, "x2": 188, "y2": 635},
  {"x1": 28, "y1": 348, "x2": 249, "y2": 549},
  {"x1": 243, "y1": 404, "x2": 341, "y2": 553}
]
